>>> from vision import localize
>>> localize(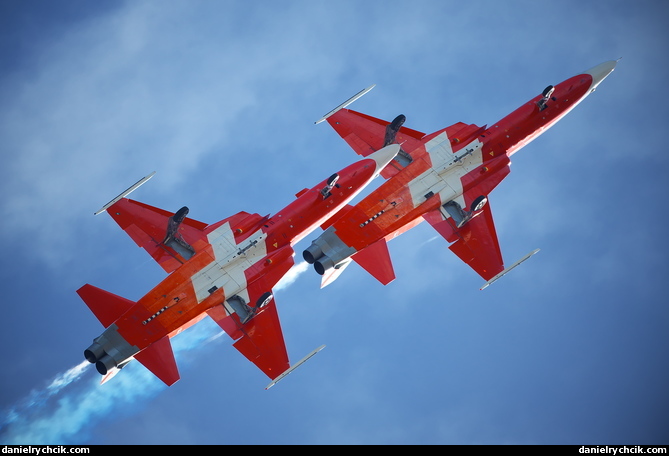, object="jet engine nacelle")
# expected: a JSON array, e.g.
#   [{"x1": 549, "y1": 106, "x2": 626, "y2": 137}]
[
  {"x1": 303, "y1": 226, "x2": 356, "y2": 275},
  {"x1": 84, "y1": 341, "x2": 105, "y2": 364},
  {"x1": 83, "y1": 326, "x2": 140, "y2": 377},
  {"x1": 303, "y1": 243, "x2": 323, "y2": 265},
  {"x1": 314, "y1": 255, "x2": 336, "y2": 275},
  {"x1": 96, "y1": 354, "x2": 116, "y2": 375}
]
